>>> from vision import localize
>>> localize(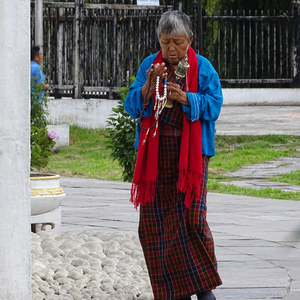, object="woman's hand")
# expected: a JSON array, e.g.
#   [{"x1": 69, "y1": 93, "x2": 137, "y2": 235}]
[
  {"x1": 167, "y1": 82, "x2": 190, "y2": 107},
  {"x1": 141, "y1": 63, "x2": 168, "y2": 105}
]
